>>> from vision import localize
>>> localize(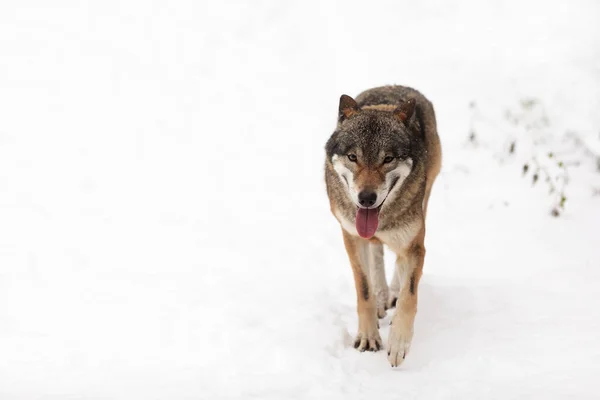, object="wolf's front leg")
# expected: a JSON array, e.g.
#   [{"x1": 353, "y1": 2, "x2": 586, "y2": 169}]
[
  {"x1": 342, "y1": 230, "x2": 382, "y2": 352},
  {"x1": 387, "y1": 239, "x2": 425, "y2": 366}
]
